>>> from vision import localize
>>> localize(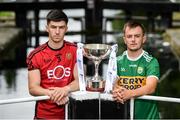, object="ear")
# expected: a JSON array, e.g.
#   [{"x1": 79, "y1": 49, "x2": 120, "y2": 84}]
[
  {"x1": 123, "y1": 36, "x2": 127, "y2": 45},
  {"x1": 143, "y1": 35, "x2": 146, "y2": 44},
  {"x1": 65, "y1": 26, "x2": 68, "y2": 32}
]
